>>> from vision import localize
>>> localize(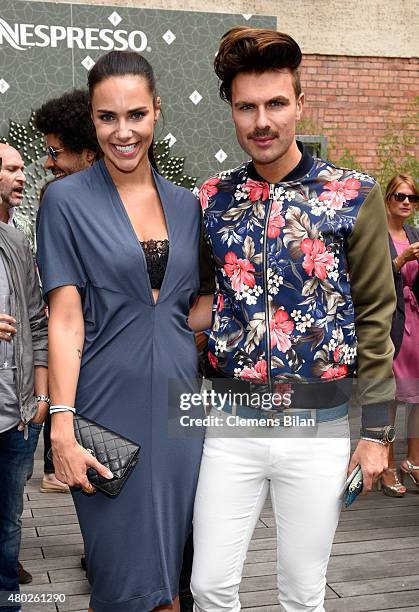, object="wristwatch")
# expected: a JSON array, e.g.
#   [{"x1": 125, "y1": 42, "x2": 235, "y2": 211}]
[
  {"x1": 36, "y1": 395, "x2": 51, "y2": 405},
  {"x1": 360, "y1": 425, "x2": 396, "y2": 445}
]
